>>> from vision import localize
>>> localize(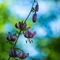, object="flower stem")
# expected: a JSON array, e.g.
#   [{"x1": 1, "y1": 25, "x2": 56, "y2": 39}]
[
  {"x1": 13, "y1": 30, "x2": 21, "y2": 48},
  {"x1": 8, "y1": 30, "x2": 22, "y2": 60},
  {"x1": 25, "y1": 0, "x2": 35, "y2": 22}
]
